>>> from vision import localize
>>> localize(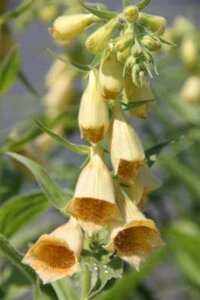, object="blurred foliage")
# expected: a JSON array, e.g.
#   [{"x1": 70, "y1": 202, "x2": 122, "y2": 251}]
[{"x1": 0, "y1": 0, "x2": 200, "y2": 300}]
